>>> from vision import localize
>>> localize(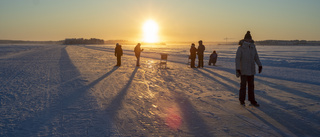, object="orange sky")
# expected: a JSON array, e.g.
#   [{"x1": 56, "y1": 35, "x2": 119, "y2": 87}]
[{"x1": 1, "y1": 0, "x2": 320, "y2": 42}]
